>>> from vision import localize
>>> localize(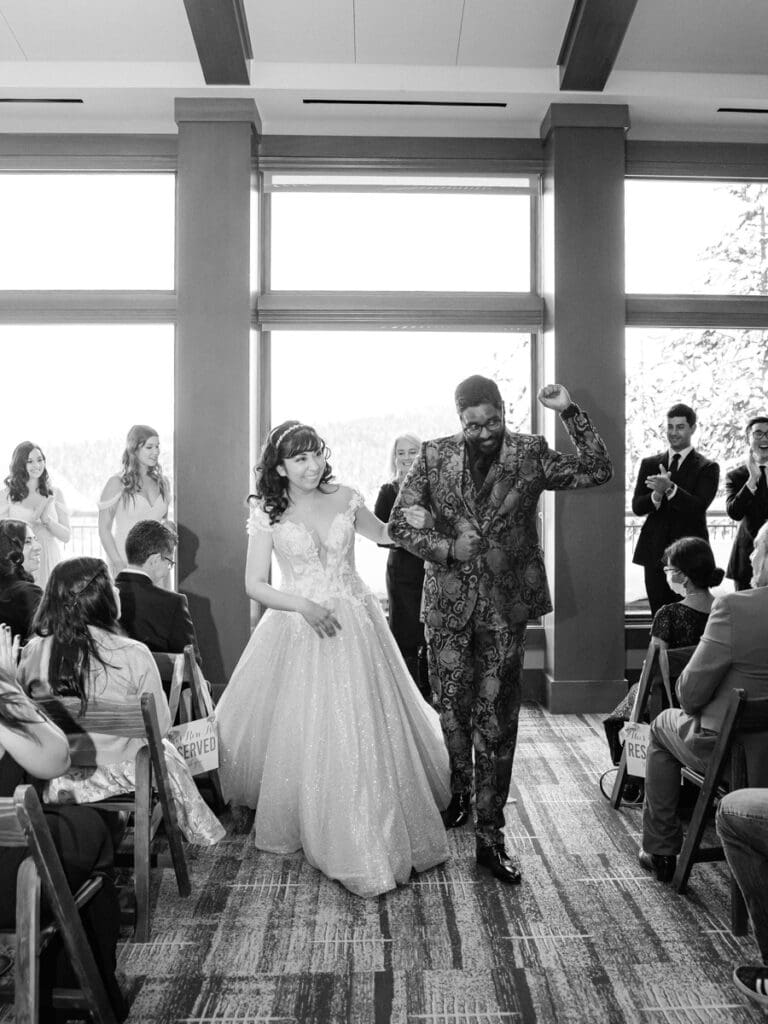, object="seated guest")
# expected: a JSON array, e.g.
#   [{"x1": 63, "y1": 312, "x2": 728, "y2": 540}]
[
  {"x1": 639, "y1": 522, "x2": 768, "y2": 881},
  {"x1": 18, "y1": 557, "x2": 223, "y2": 846},
  {"x1": 0, "y1": 659, "x2": 126, "y2": 1018},
  {"x1": 717, "y1": 789, "x2": 768, "y2": 1009},
  {"x1": 116, "y1": 519, "x2": 200, "y2": 667},
  {"x1": 650, "y1": 537, "x2": 723, "y2": 650},
  {"x1": 0, "y1": 520, "x2": 43, "y2": 641},
  {"x1": 604, "y1": 538, "x2": 721, "y2": 776}
]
